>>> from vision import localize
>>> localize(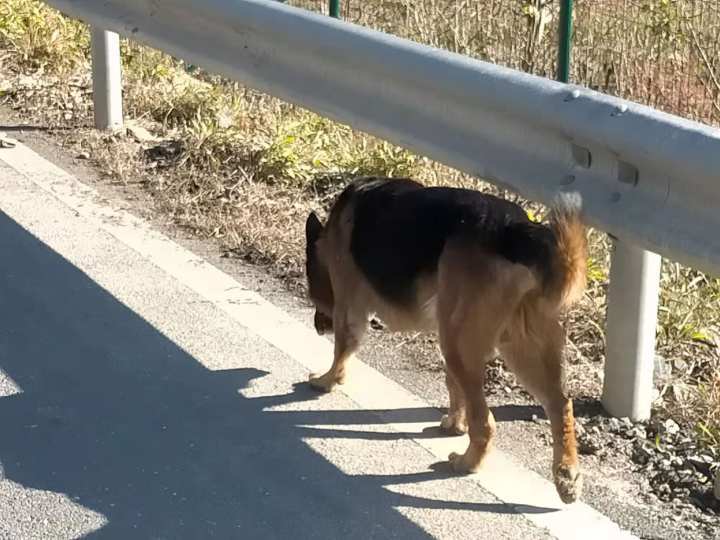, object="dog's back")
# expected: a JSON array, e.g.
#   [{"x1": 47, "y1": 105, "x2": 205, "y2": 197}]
[{"x1": 321, "y1": 177, "x2": 583, "y2": 328}]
